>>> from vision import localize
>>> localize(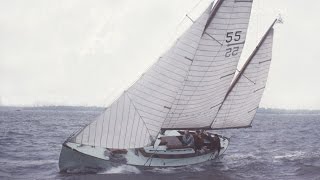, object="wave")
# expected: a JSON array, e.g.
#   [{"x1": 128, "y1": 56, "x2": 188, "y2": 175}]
[
  {"x1": 0, "y1": 159, "x2": 57, "y2": 168},
  {"x1": 225, "y1": 153, "x2": 262, "y2": 162},
  {"x1": 100, "y1": 165, "x2": 141, "y2": 174},
  {"x1": 146, "y1": 165, "x2": 206, "y2": 174},
  {"x1": 273, "y1": 151, "x2": 320, "y2": 161}
]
